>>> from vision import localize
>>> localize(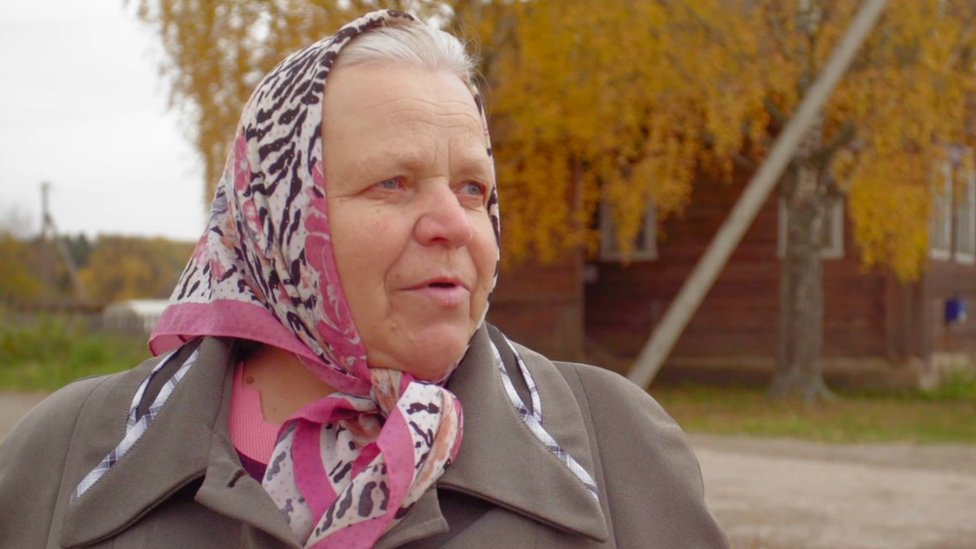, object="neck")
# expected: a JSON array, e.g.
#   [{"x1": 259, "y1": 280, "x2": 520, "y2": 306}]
[{"x1": 242, "y1": 344, "x2": 336, "y2": 423}]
